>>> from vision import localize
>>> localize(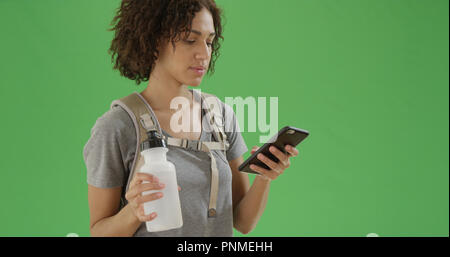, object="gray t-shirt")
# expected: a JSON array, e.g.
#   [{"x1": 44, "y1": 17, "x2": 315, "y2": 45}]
[{"x1": 82, "y1": 89, "x2": 248, "y2": 237}]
